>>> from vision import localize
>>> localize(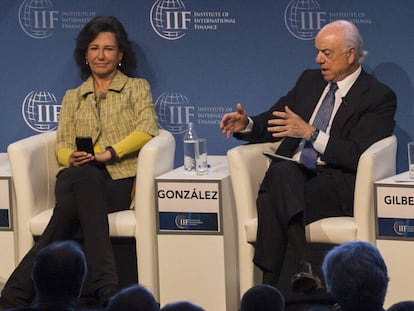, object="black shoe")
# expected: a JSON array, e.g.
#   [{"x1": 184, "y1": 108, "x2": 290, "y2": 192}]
[{"x1": 291, "y1": 261, "x2": 322, "y2": 294}]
